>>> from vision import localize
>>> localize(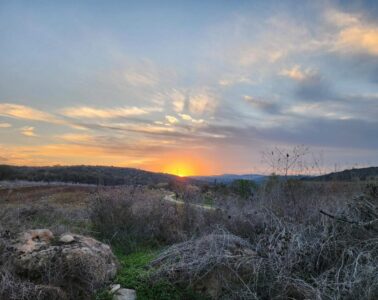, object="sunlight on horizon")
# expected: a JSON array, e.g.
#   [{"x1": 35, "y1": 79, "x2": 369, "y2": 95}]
[{"x1": 163, "y1": 162, "x2": 199, "y2": 177}]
